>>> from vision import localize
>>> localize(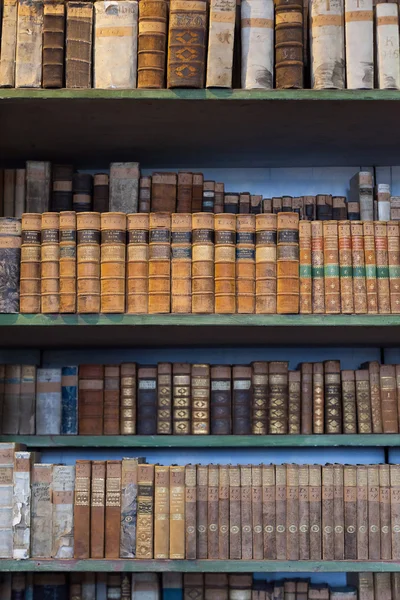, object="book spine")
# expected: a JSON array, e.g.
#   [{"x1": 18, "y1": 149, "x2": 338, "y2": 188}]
[
  {"x1": 323, "y1": 220, "x2": 340, "y2": 313},
  {"x1": 138, "y1": 176, "x2": 151, "y2": 213},
  {"x1": 3, "y1": 364, "x2": 21, "y2": 434},
  {"x1": 345, "y1": 0, "x2": 373, "y2": 88},
  {"x1": 255, "y1": 213, "x2": 277, "y2": 313},
  {"x1": 173, "y1": 363, "x2": 191, "y2": 435},
  {"x1": 286, "y1": 464, "x2": 299, "y2": 560},
  {"x1": 43, "y1": 0, "x2": 65, "y2": 88},
  {"x1": 269, "y1": 361, "x2": 288, "y2": 434},
  {"x1": 275, "y1": 0, "x2": 303, "y2": 88},
  {"x1": 127, "y1": 213, "x2": 149, "y2": 314},
  {"x1": 363, "y1": 221, "x2": 378, "y2": 314},
  {"x1": 240, "y1": 464, "x2": 252, "y2": 559},
  {"x1": 14, "y1": 168, "x2": 25, "y2": 219},
  {"x1": 120, "y1": 458, "x2": 139, "y2": 559},
  {"x1": 277, "y1": 212, "x2": 299, "y2": 313},
  {"x1": 192, "y1": 213, "x2": 214, "y2": 313},
  {"x1": 298, "y1": 464, "x2": 309, "y2": 560},
  {"x1": 368, "y1": 361, "x2": 383, "y2": 433},
  {"x1": 380, "y1": 364, "x2": 399, "y2": 433},
  {"x1": 192, "y1": 174, "x2": 204, "y2": 213},
  {"x1": 301, "y1": 363, "x2": 313, "y2": 435},
  {"x1": 376, "y1": 2, "x2": 400, "y2": 89},
  {"x1": 105, "y1": 460, "x2": 121, "y2": 559},
  {"x1": 356, "y1": 465, "x2": 368, "y2": 560},
  {"x1": 311, "y1": 220, "x2": 325, "y2": 313},
  {"x1": 191, "y1": 364, "x2": 210, "y2": 435},
  {"x1": 104, "y1": 365, "x2": 120, "y2": 435},
  {"x1": 388, "y1": 221, "x2": 400, "y2": 312},
  {"x1": 299, "y1": 220, "x2": 312, "y2": 313},
  {"x1": 229, "y1": 464, "x2": 241, "y2": 559},
  {"x1": 351, "y1": 220, "x2": 368, "y2": 313},
  {"x1": 74, "y1": 459, "x2": 91, "y2": 559},
  {"x1": 324, "y1": 360, "x2": 342, "y2": 434},
  {"x1": 367, "y1": 465, "x2": 380, "y2": 560},
  {"x1": 240, "y1": 0, "x2": 274, "y2": 89},
  {"x1": 1, "y1": 171, "x2": 13, "y2": 217},
  {"x1": 196, "y1": 464, "x2": 208, "y2": 559},
  {"x1": 251, "y1": 465, "x2": 263, "y2": 559},
  {"x1": 206, "y1": 0, "x2": 236, "y2": 88},
  {"x1": 236, "y1": 214, "x2": 256, "y2": 314},
  {"x1": 52, "y1": 465, "x2": 74, "y2": 559},
  {"x1": 391, "y1": 464, "x2": 400, "y2": 559},
  {"x1": 185, "y1": 464, "x2": 196, "y2": 560},
  {"x1": 157, "y1": 363, "x2": 172, "y2": 434},
  {"x1": 176, "y1": 172, "x2": 193, "y2": 213},
  {"x1": 20, "y1": 213, "x2": 41, "y2": 313},
  {"x1": 78, "y1": 365, "x2": 104, "y2": 435},
  {"x1": 137, "y1": 366, "x2": 157, "y2": 434},
  {"x1": 77, "y1": 212, "x2": 101, "y2": 313},
  {"x1": 310, "y1": 0, "x2": 345, "y2": 89},
  {"x1": 288, "y1": 371, "x2": 301, "y2": 434},
  {"x1": 333, "y1": 464, "x2": 344, "y2": 560},
  {"x1": 169, "y1": 465, "x2": 185, "y2": 559},
  {"x1": 0, "y1": 0, "x2": 18, "y2": 87},
  {"x1": 120, "y1": 363, "x2": 136, "y2": 435},
  {"x1": 109, "y1": 163, "x2": 139, "y2": 213},
  {"x1": 218, "y1": 464, "x2": 229, "y2": 559},
  {"x1": 232, "y1": 365, "x2": 252, "y2": 435},
  {"x1": 59, "y1": 211, "x2": 77, "y2": 313},
  {"x1": 355, "y1": 369, "x2": 372, "y2": 433},
  {"x1": 0, "y1": 218, "x2": 21, "y2": 313},
  {"x1": 251, "y1": 361, "x2": 268, "y2": 434},
  {"x1": 215, "y1": 183, "x2": 225, "y2": 213},
  {"x1": 36, "y1": 367, "x2": 62, "y2": 434},
  {"x1": 93, "y1": 1, "x2": 138, "y2": 89},
  {"x1": 15, "y1": 0, "x2": 43, "y2": 87},
  {"x1": 19, "y1": 365, "x2": 36, "y2": 435},
  {"x1": 31, "y1": 463, "x2": 52, "y2": 558},
  {"x1": 341, "y1": 370, "x2": 357, "y2": 434},
  {"x1": 13, "y1": 451, "x2": 31, "y2": 559},
  {"x1": 148, "y1": 212, "x2": 170, "y2": 313},
  {"x1": 380, "y1": 463, "x2": 392, "y2": 560},
  {"x1": 66, "y1": 1, "x2": 93, "y2": 88},
  {"x1": 211, "y1": 365, "x2": 232, "y2": 435},
  {"x1": 309, "y1": 465, "x2": 321, "y2": 560},
  {"x1": 26, "y1": 161, "x2": 51, "y2": 213},
  {"x1": 52, "y1": 164, "x2": 73, "y2": 211},
  {"x1": 171, "y1": 213, "x2": 192, "y2": 313},
  {"x1": 275, "y1": 464, "x2": 286, "y2": 560},
  {"x1": 344, "y1": 465, "x2": 357, "y2": 559},
  {"x1": 73, "y1": 173, "x2": 92, "y2": 213},
  {"x1": 41, "y1": 212, "x2": 60, "y2": 313},
  {"x1": 207, "y1": 464, "x2": 219, "y2": 559},
  {"x1": 151, "y1": 172, "x2": 176, "y2": 212},
  {"x1": 375, "y1": 221, "x2": 391, "y2": 313},
  {"x1": 312, "y1": 362, "x2": 323, "y2": 434},
  {"x1": 215, "y1": 214, "x2": 236, "y2": 313},
  {"x1": 0, "y1": 366, "x2": 5, "y2": 431},
  {"x1": 90, "y1": 460, "x2": 105, "y2": 558},
  {"x1": 137, "y1": 0, "x2": 167, "y2": 88},
  {"x1": 262, "y1": 464, "x2": 275, "y2": 559},
  {"x1": 93, "y1": 173, "x2": 109, "y2": 213},
  {"x1": 100, "y1": 212, "x2": 126, "y2": 313}
]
